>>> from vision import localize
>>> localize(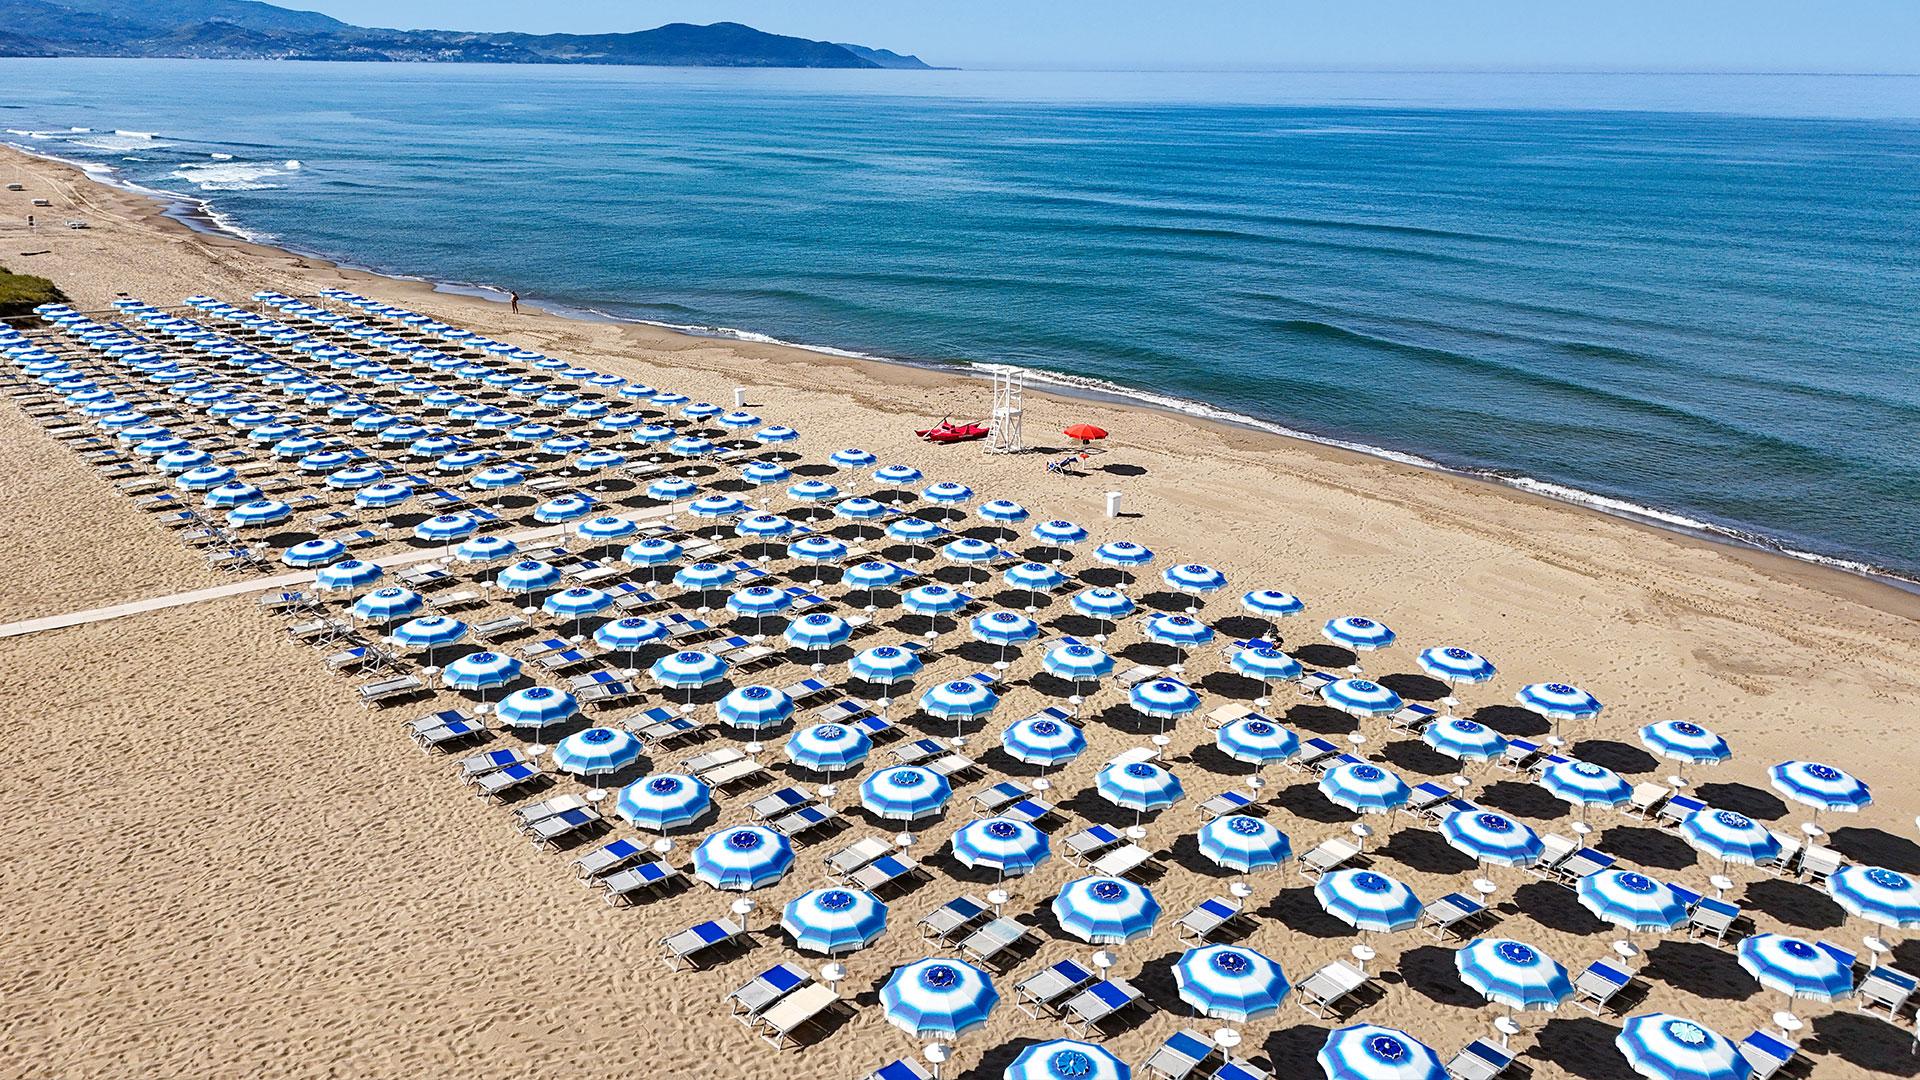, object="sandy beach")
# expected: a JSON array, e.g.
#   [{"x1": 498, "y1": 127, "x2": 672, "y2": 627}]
[{"x1": 2, "y1": 144, "x2": 1918, "y2": 1079}]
